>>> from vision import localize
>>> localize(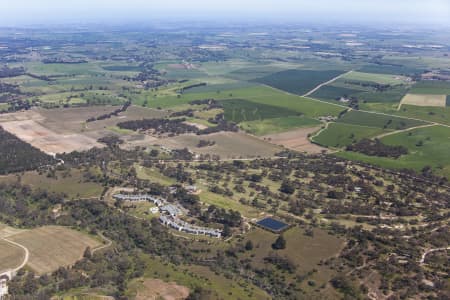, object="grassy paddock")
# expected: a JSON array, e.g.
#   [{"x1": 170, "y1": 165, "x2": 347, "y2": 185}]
[
  {"x1": 338, "y1": 125, "x2": 450, "y2": 178},
  {"x1": 240, "y1": 116, "x2": 321, "y2": 136},
  {"x1": 9, "y1": 226, "x2": 101, "y2": 275},
  {"x1": 313, "y1": 122, "x2": 386, "y2": 148}
]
